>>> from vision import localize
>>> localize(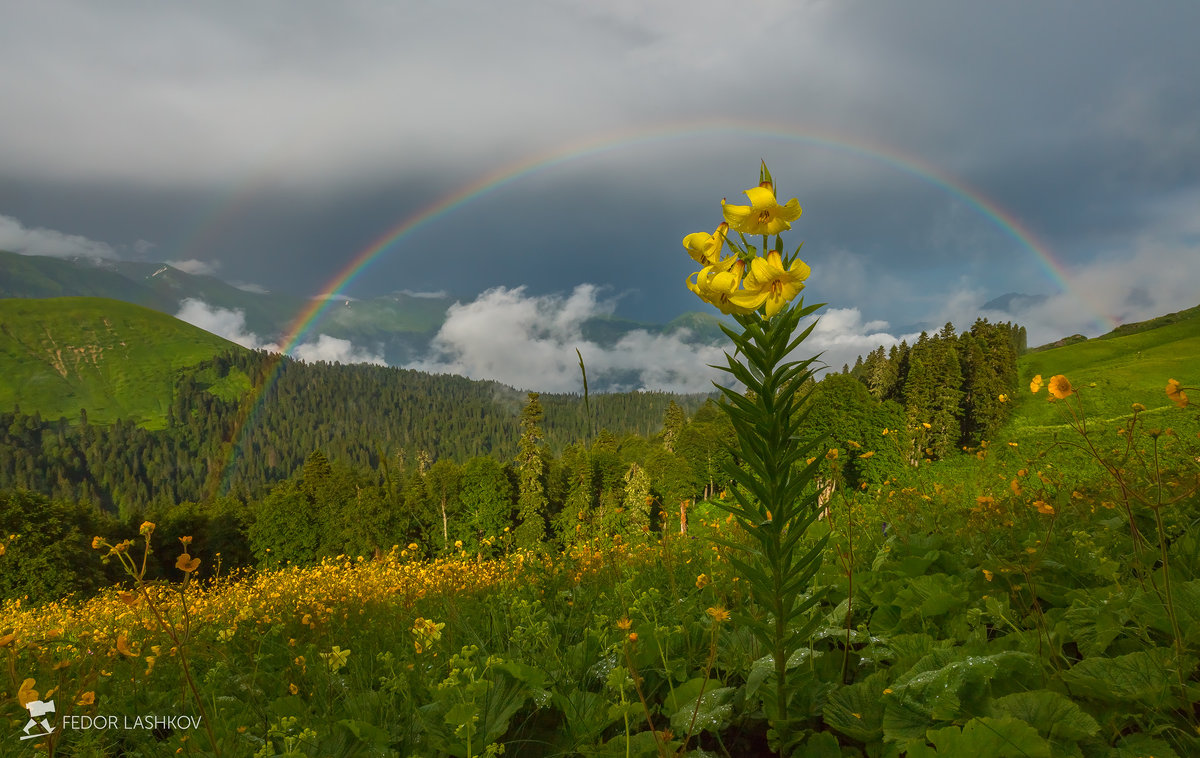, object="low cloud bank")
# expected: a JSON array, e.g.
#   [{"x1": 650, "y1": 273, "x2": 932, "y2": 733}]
[
  {"x1": 175, "y1": 299, "x2": 385, "y2": 366},
  {"x1": 407, "y1": 285, "x2": 928, "y2": 392},
  {"x1": 0, "y1": 213, "x2": 116, "y2": 260},
  {"x1": 166, "y1": 258, "x2": 220, "y2": 276},
  {"x1": 407, "y1": 285, "x2": 727, "y2": 393}
]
